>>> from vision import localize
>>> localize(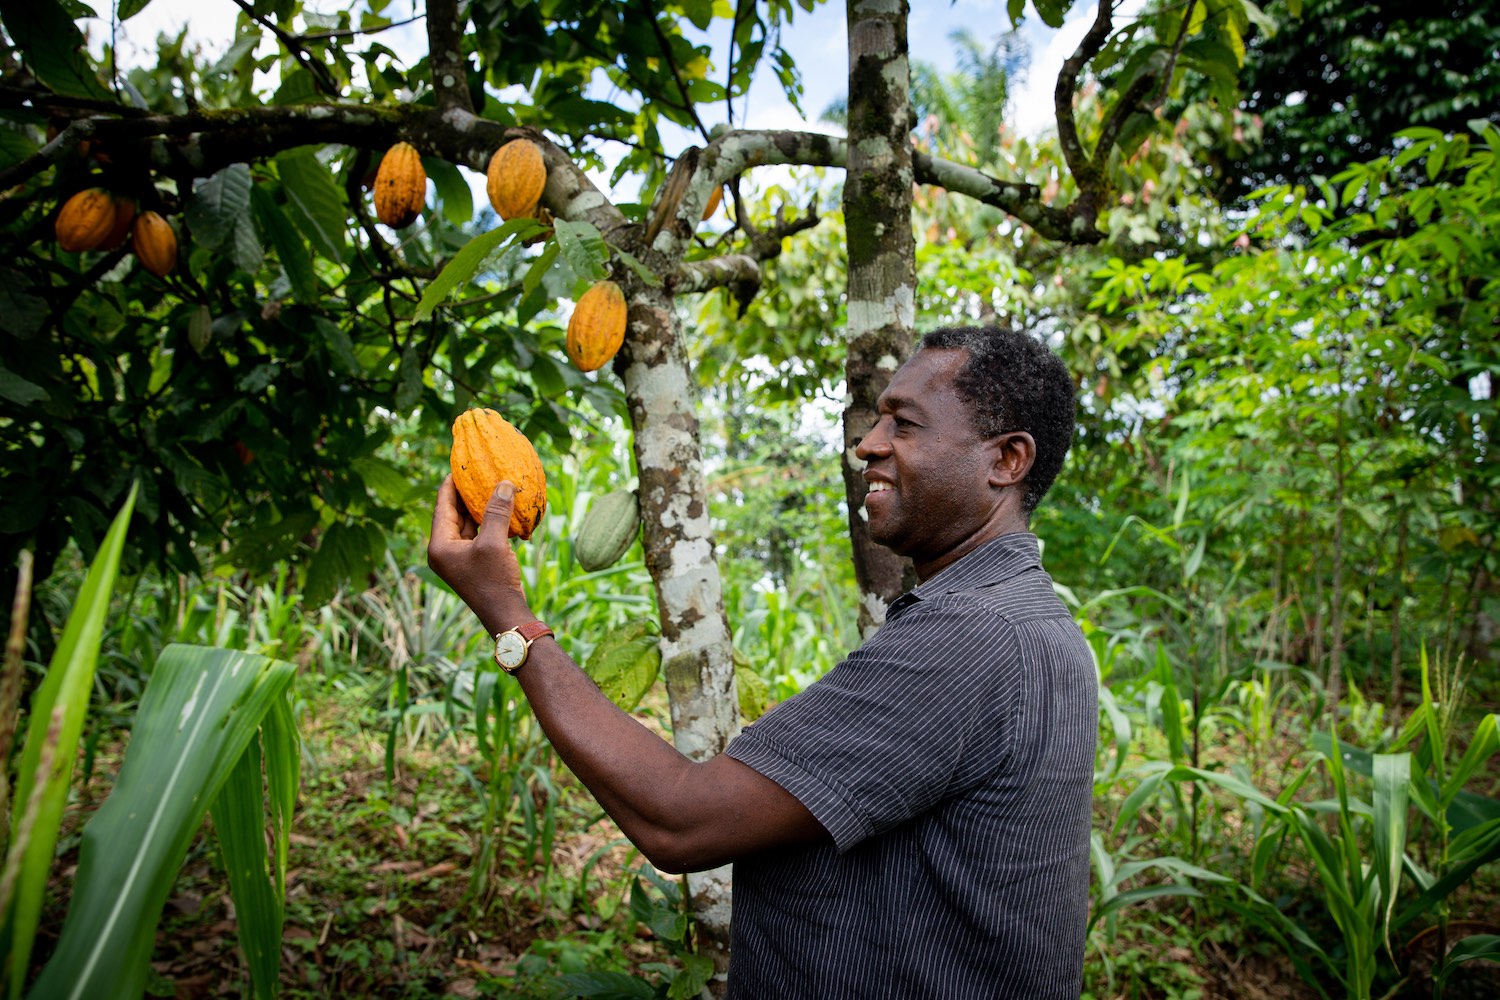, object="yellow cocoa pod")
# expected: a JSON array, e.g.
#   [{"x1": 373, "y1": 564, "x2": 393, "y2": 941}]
[
  {"x1": 485, "y1": 139, "x2": 546, "y2": 220},
  {"x1": 98, "y1": 196, "x2": 136, "y2": 252},
  {"x1": 56, "y1": 188, "x2": 117, "y2": 253},
  {"x1": 450, "y1": 408, "x2": 548, "y2": 539},
  {"x1": 132, "y1": 211, "x2": 178, "y2": 277},
  {"x1": 701, "y1": 185, "x2": 722, "y2": 221},
  {"x1": 565, "y1": 280, "x2": 627, "y2": 373},
  {"x1": 374, "y1": 141, "x2": 426, "y2": 228}
]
